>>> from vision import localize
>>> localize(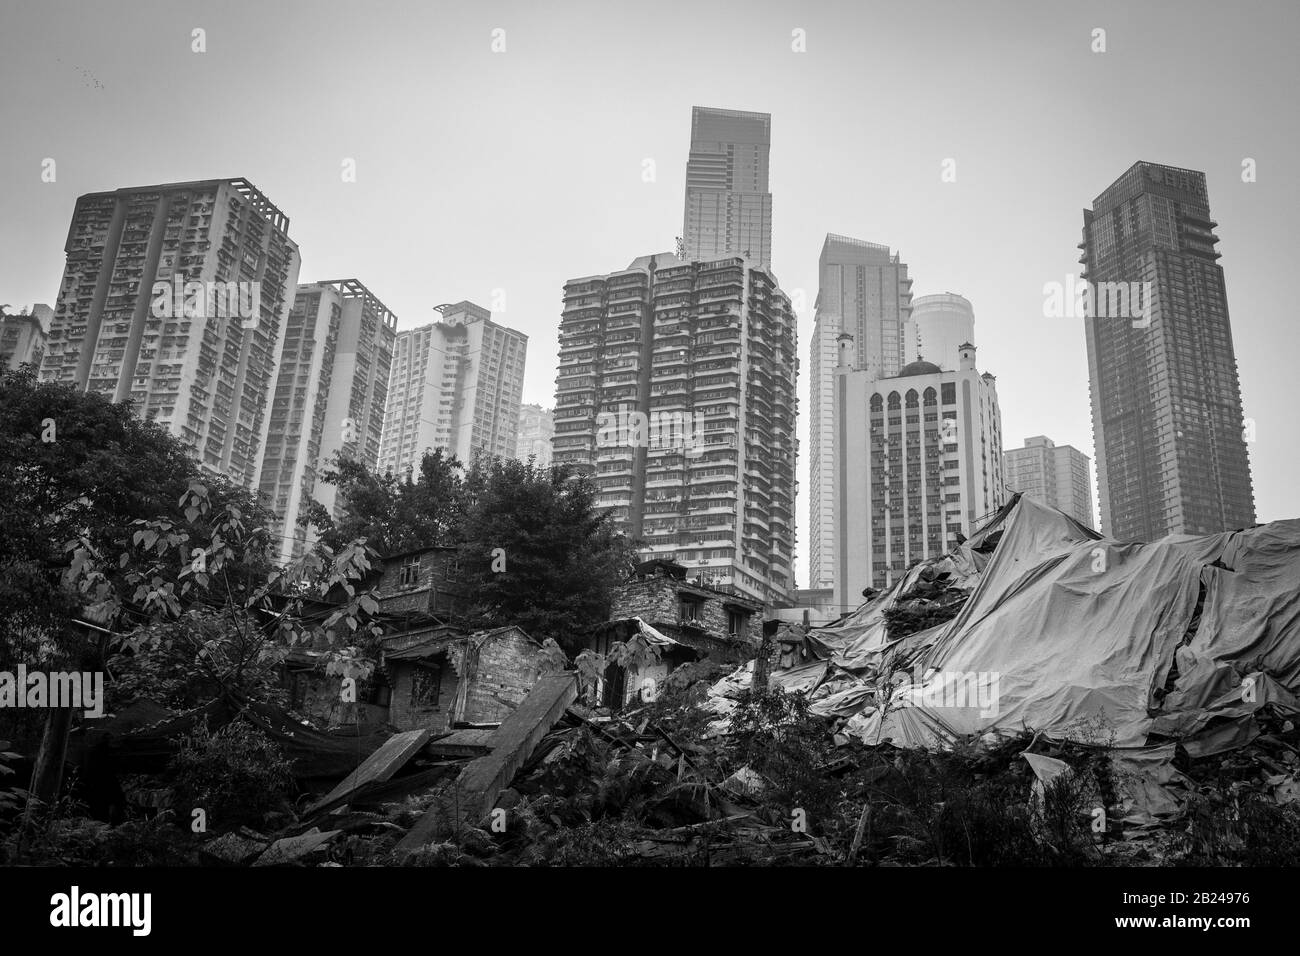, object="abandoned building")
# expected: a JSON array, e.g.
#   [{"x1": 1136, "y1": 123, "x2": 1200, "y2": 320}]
[
  {"x1": 281, "y1": 546, "x2": 565, "y2": 733},
  {"x1": 382, "y1": 624, "x2": 562, "y2": 732},
  {"x1": 579, "y1": 559, "x2": 766, "y2": 708},
  {"x1": 613, "y1": 559, "x2": 762, "y2": 654}
]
